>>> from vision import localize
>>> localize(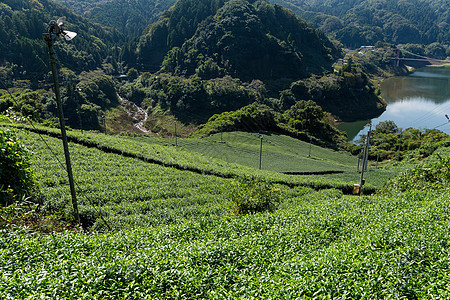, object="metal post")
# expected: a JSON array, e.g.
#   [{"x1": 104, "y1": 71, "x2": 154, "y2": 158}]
[
  {"x1": 259, "y1": 134, "x2": 263, "y2": 170},
  {"x1": 357, "y1": 146, "x2": 362, "y2": 172},
  {"x1": 359, "y1": 123, "x2": 371, "y2": 195},
  {"x1": 44, "y1": 33, "x2": 80, "y2": 224},
  {"x1": 174, "y1": 121, "x2": 177, "y2": 147},
  {"x1": 396, "y1": 130, "x2": 402, "y2": 166},
  {"x1": 75, "y1": 87, "x2": 83, "y2": 134},
  {"x1": 364, "y1": 127, "x2": 371, "y2": 172},
  {"x1": 308, "y1": 136, "x2": 312, "y2": 158}
]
